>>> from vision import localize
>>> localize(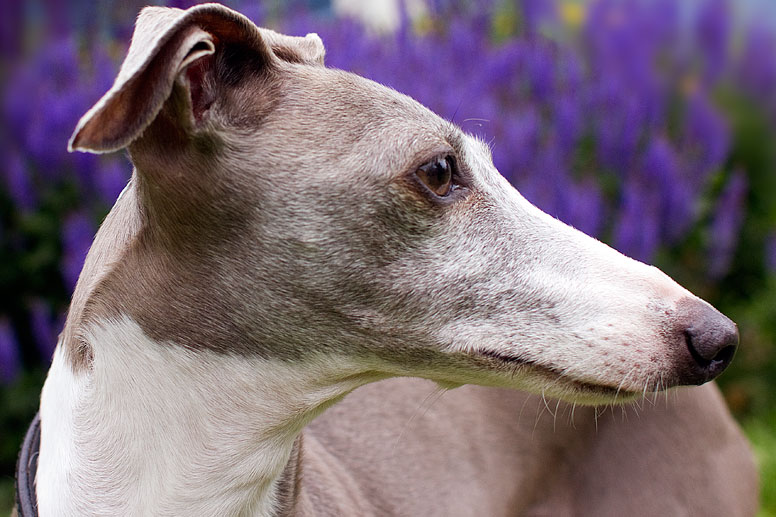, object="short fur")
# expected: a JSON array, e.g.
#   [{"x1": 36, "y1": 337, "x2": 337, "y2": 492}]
[{"x1": 34, "y1": 4, "x2": 757, "y2": 516}]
